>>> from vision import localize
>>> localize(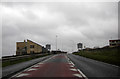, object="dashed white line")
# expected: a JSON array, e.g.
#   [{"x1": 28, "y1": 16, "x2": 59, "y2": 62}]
[
  {"x1": 77, "y1": 69, "x2": 88, "y2": 79},
  {"x1": 27, "y1": 68, "x2": 37, "y2": 71},
  {"x1": 70, "y1": 68, "x2": 78, "y2": 71},
  {"x1": 66, "y1": 55, "x2": 88, "y2": 79},
  {"x1": 41, "y1": 55, "x2": 56, "y2": 63},
  {"x1": 73, "y1": 74, "x2": 82, "y2": 78},
  {"x1": 11, "y1": 55, "x2": 57, "y2": 78},
  {"x1": 66, "y1": 55, "x2": 70, "y2": 62},
  {"x1": 70, "y1": 62, "x2": 75, "y2": 66},
  {"x1": 38, "y1": 62, "x2": 43, "y2": 64},
  {"x1": 11, "y1": 62, "x2": 44, "y2": 78},
  {"x1": 70, "y1": 65, "x2": 74, "y2": 67},
  {"x1": 16, "y1": 73, "x2": 29, "y2": 77},
  {"x1": 32, "y1": 65, "x2": 40, "y2": 67},
  {"x1": 69, "y1": 61, "x2": 75, "y2": 66}
]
